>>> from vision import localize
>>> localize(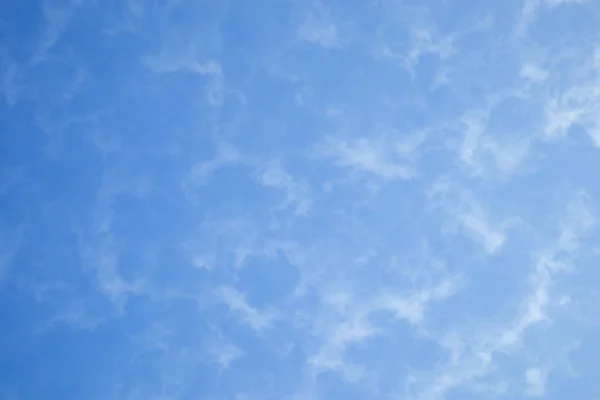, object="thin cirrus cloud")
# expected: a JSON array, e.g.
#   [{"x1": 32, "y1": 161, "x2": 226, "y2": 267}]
[
  {"x1": 316, "y1": 135, "x2": 418, "y2": 181},
  {"x1": 1, "y1": 1, "x2": 600, "y2": 400}
]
